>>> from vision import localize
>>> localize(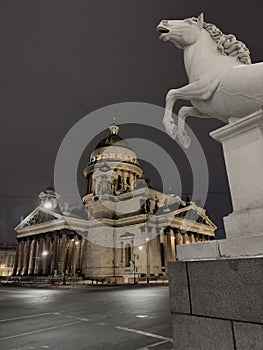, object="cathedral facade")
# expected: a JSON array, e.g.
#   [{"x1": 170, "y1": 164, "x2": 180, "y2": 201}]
[{"x1": 13, "y1": 124, "x2": 216, "y2": 282}]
